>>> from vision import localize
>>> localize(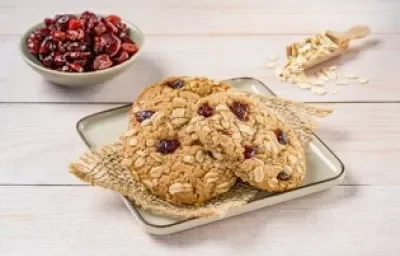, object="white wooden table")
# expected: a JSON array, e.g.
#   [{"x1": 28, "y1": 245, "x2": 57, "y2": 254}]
[{"x1": 1, "y1": 1, "x2": 400, "y2": 255}]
